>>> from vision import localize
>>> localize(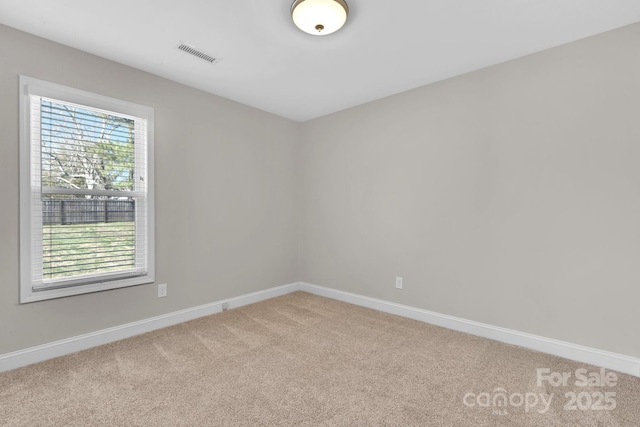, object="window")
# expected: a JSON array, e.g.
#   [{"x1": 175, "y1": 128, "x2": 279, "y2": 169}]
[{"x1": 19, "y1": 76, "x2": 154, "y2": 303}]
